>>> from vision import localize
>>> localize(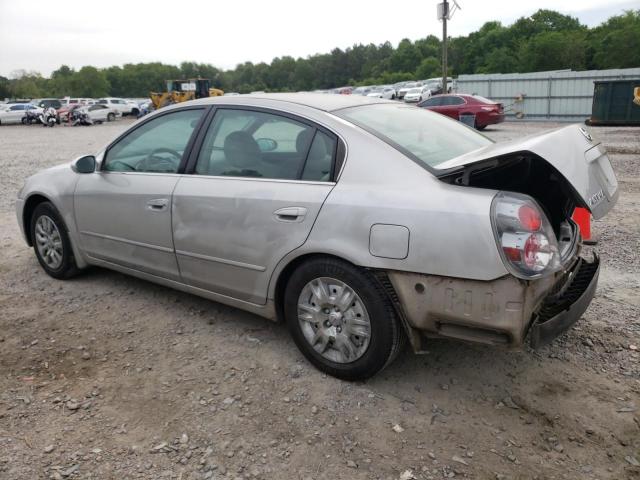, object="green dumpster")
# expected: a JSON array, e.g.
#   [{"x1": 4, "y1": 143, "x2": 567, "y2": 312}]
[{"x1": 587, "y1": 79, "x2": 640, "y2": 126}]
